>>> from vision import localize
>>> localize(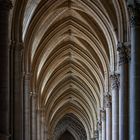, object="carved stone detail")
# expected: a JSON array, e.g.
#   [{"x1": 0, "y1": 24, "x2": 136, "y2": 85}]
[
  {"x1": 110, "y1": 73, "x2": 120, "y2": 89},
  {"x1": 39, "y1": 107, "x2": 45, "y2": 121},
  {"x1": 0, "y1": 0, "x2": 13, "y2": 11},
  {"x1": 100, "y1": 109, "x2": 106, "y2": 121},
  {"x1": 10, "y1": 40, "x2": 24, "y2": 52},
  {"x1": 128, "y1": 3, "x2": 140, "y2": 27},
  {"x1": 97, "y1": 121, "x2": 102, "y2": 131},
  {"x1": 117, "y1": 42, "x2": 131, "y2": 65},
  {"x1": 104, "y1": 94, "x2": 111, "y2": 108},
  {"x1": 30, "y1": 91, "x2": 38, "y2": 98},
  {"x1": 0, "y1": 133, "x2": 11, "y2": 139},
  {"x1": 24, "y1": 73, "x2": 32, "y2": 80}
]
